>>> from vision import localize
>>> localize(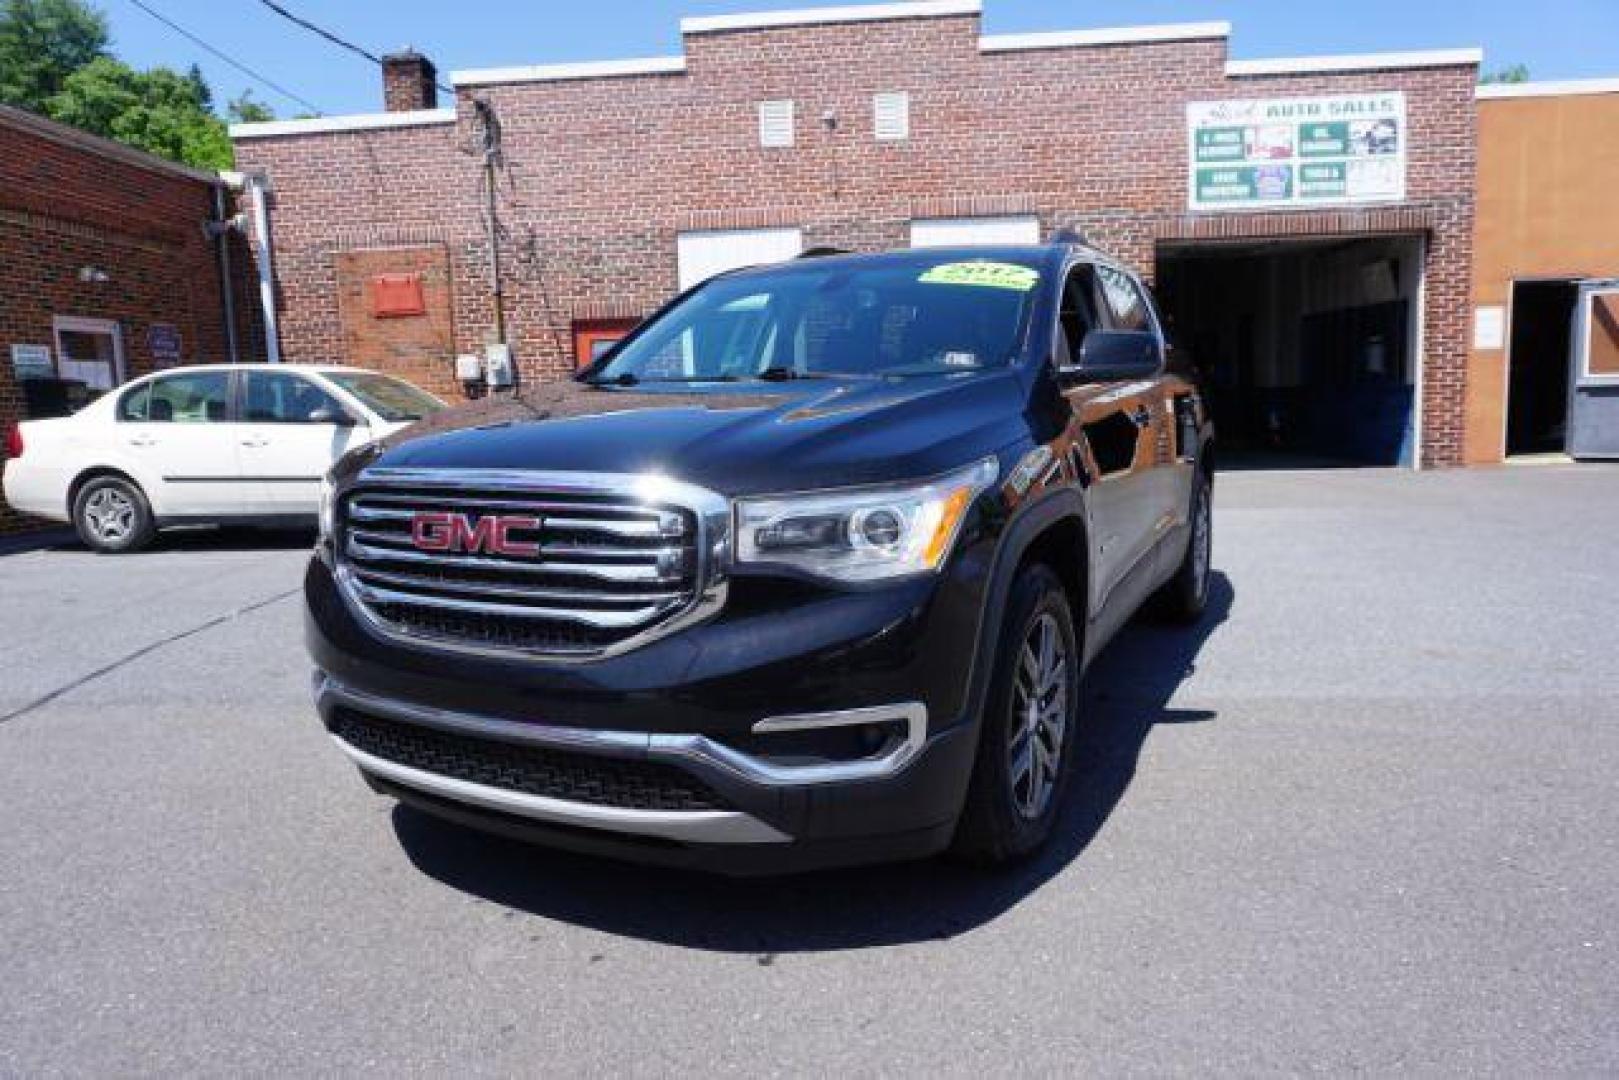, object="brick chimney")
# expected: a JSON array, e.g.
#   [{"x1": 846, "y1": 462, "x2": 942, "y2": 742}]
[{"x1": 382, "y1": 49, "x2": 437, "y2": 112}]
